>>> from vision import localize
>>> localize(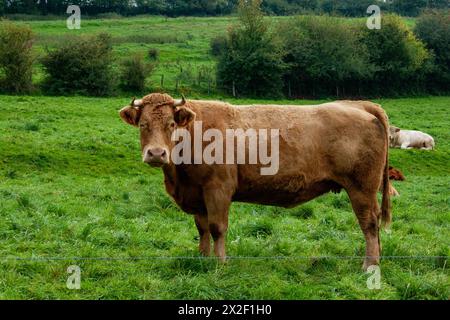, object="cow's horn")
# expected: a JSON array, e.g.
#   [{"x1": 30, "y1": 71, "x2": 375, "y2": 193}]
[
  {"x1": 173, "y1": 95, "x2": 186, "y2": 107},
  {"x1": 132, "y1": 98, "x2": 143, "y2": 107}
]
